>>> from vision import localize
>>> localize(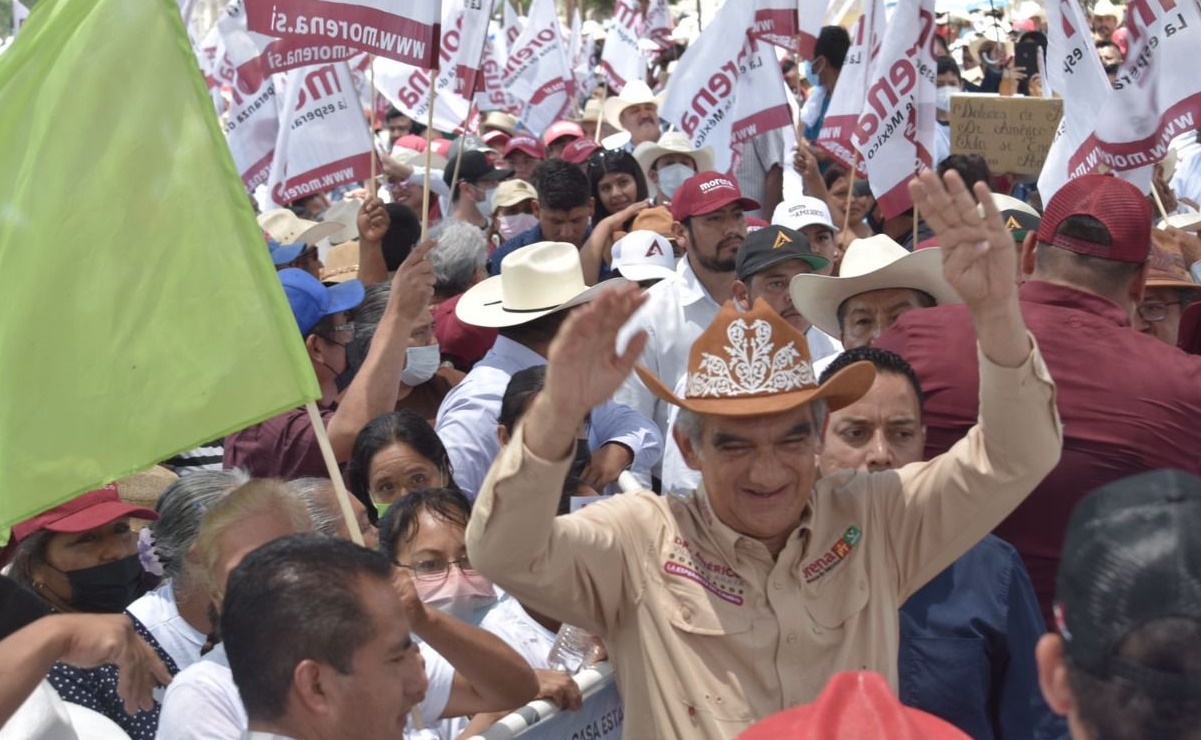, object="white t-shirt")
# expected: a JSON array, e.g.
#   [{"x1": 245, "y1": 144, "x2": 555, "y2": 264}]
[
  {"x1": 480, "y1": 596, "x2": 557, "y2": 670},
  {"x1": 127, "y1": 581, "x2": 207, "y2": 674},
  {"x1": 157, "y1": 643, "x2": 453, "y2": 740},
  {"x1": 0, "y1": 681, "x2": 127, "y2": 740}
]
